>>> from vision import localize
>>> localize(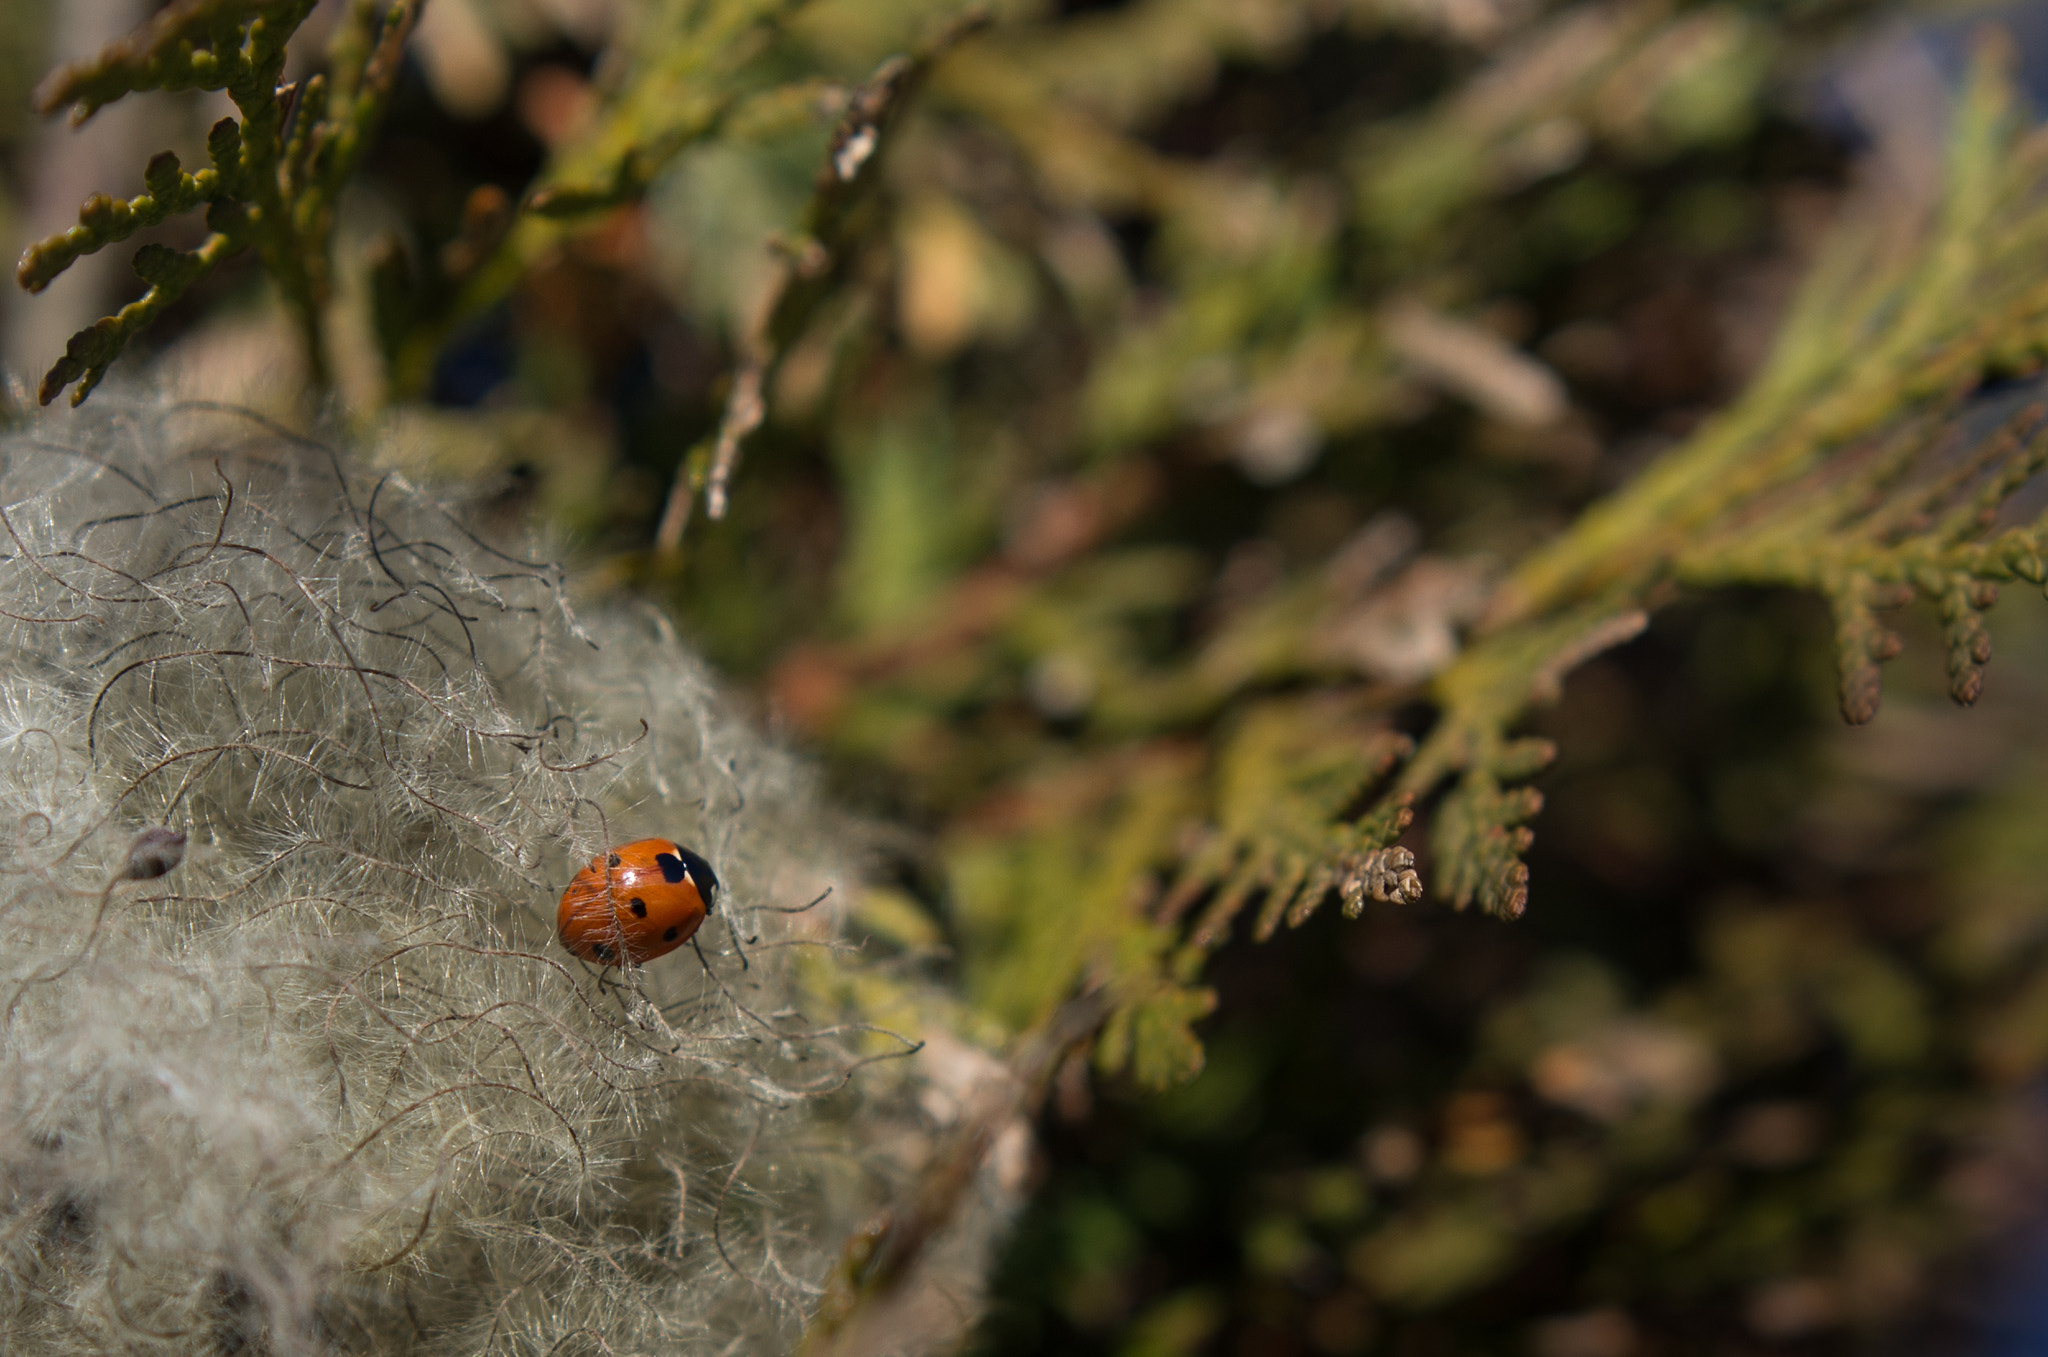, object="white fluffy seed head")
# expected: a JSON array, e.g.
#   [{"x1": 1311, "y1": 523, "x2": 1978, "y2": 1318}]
[{"x1": 0, "y1": 397, "x2": 913, "y2": 1355}]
